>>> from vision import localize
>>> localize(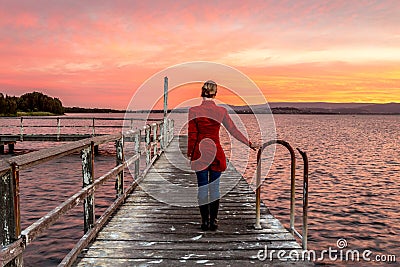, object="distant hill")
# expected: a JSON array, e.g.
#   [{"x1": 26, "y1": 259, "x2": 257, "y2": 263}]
[
  {"x1": 65, "y1": 106, "x2": 125, "y2": 113},
  {"x1": 361, "y1": 103, "x2": 400, "y2": 114},
  {"x1": 227, "y1": 102, "x2": 400, "y2": 114},
  {"x1": 267, "y1": 102, "x2": 371, "y2": 109},
  {"x1": 65, "y1": 102, "x2": 400, "y2": 115}
]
